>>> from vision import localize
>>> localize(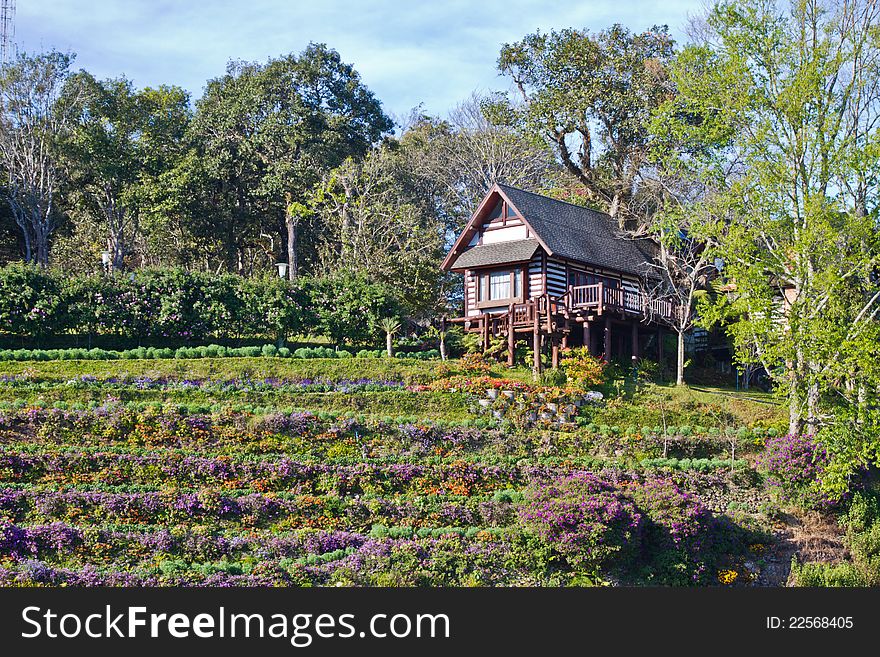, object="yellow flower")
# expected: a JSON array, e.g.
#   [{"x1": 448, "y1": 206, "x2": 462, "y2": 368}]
[{"x1": 717, "y1": 569, "x2": 738, "y2": 585}]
